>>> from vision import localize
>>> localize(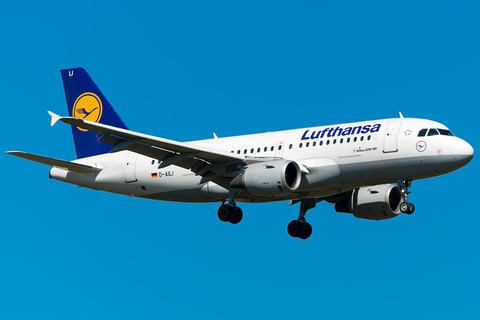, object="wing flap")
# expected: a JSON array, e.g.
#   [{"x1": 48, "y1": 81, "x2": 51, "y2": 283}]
[{"x1": 5, "y1": 151, "x2": 102, "y2": 173}]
